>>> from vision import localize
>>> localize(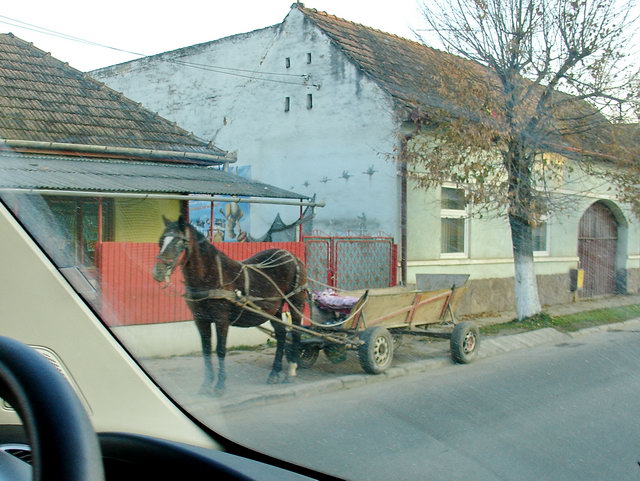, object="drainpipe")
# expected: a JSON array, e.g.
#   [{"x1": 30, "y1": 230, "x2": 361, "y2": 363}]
[
  {"x1": 0, "y1": 139, "x2": 237, "y2": 165},
  {"x1": 398, "y1": 120, "x2": 418, "y2": 287},
  {"x1": 400, "y1": 160, "x2": 407, "y2": 286},
  {"x1": 97, "y1": 197, "x2": 103, "y2": 243}
]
